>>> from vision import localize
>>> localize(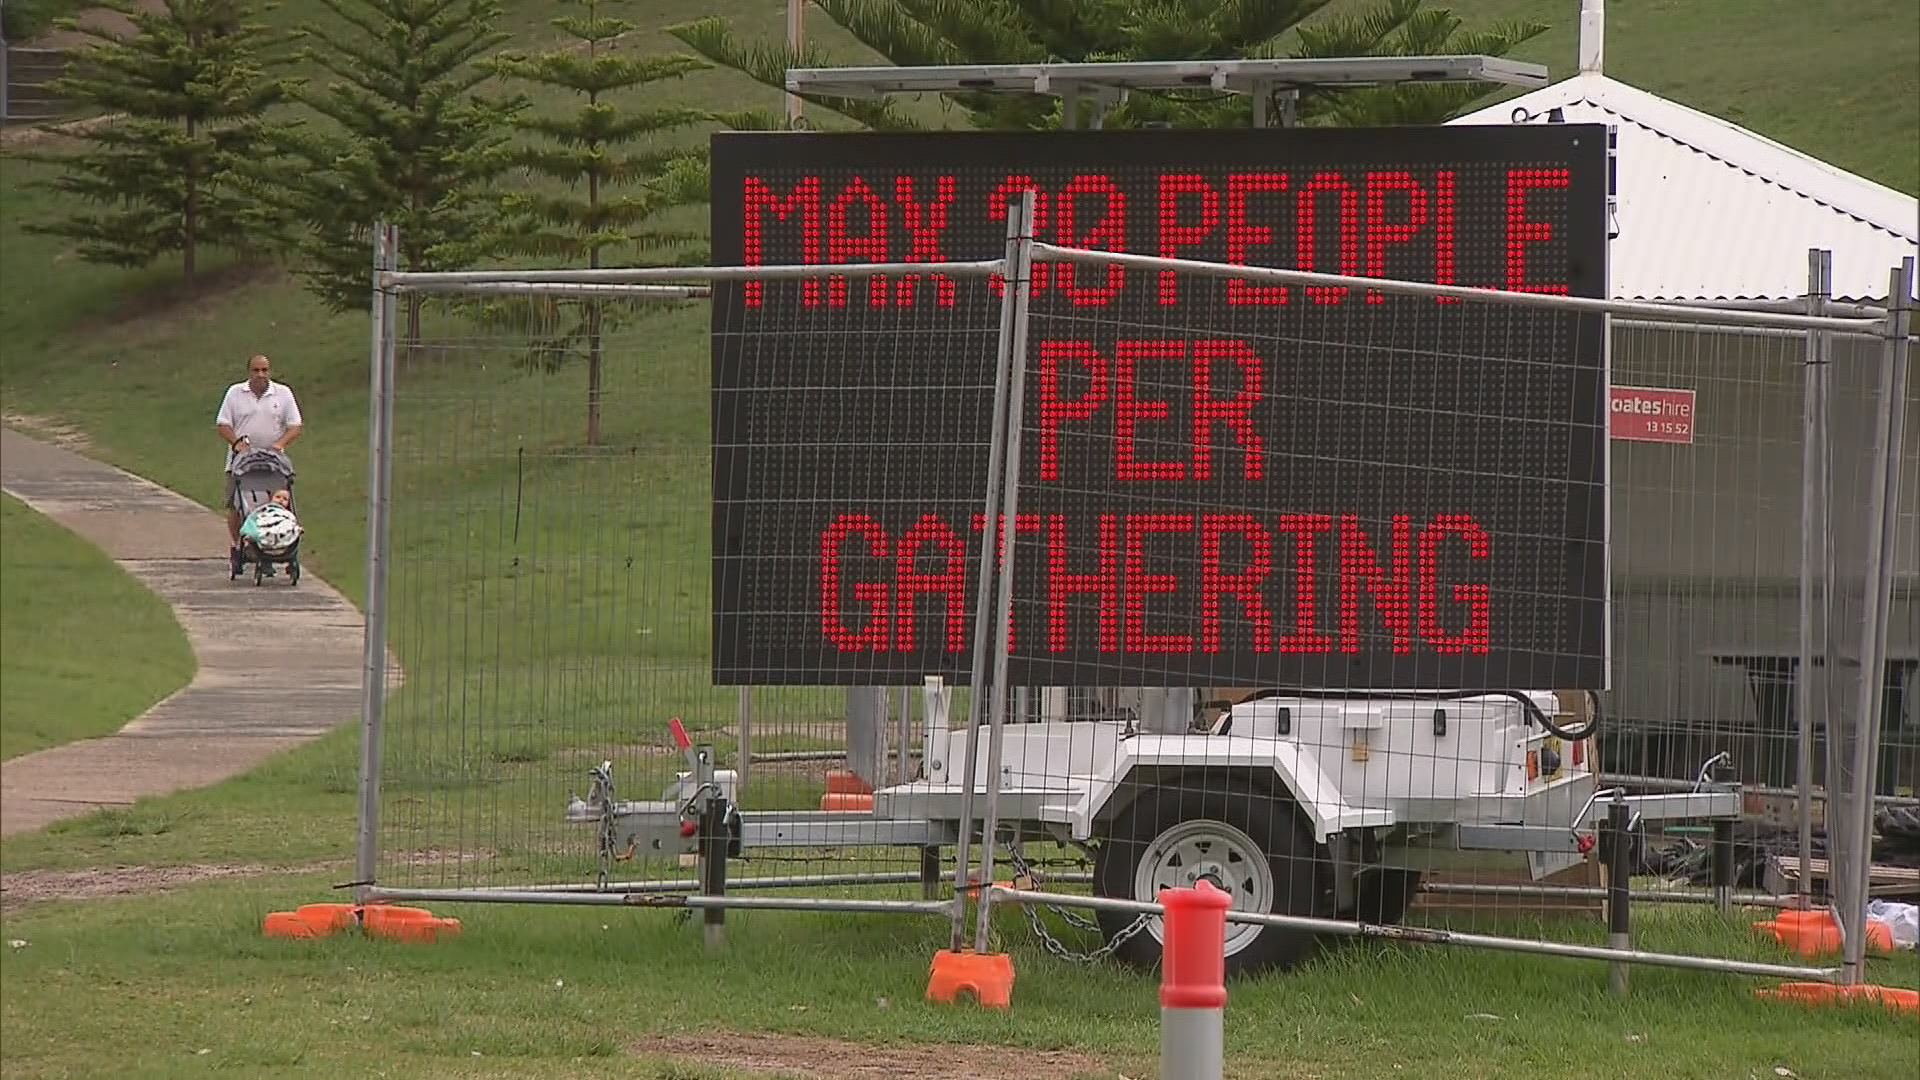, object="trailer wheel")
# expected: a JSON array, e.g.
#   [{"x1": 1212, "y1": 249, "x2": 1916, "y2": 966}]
[{"x1": 1093, "y1": 781, "x2": 1329, "y2": 977}]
